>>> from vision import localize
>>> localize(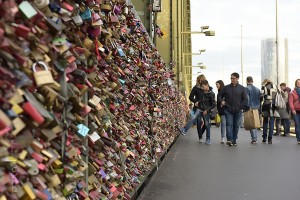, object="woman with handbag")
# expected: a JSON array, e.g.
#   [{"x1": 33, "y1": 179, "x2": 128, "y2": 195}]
[
  {"x1": 261, "y1": 79, "x2": 279, "y2": 144},
  {"x1": 216, "y1": 80, "x2": 226, "y2": 143}
]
